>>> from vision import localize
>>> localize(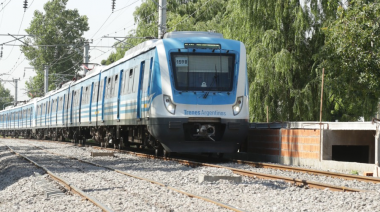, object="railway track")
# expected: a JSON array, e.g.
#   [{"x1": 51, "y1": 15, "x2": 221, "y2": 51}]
[
  {"x1": 6, "y1": 145, "x2": 113, "y2": 212},
  {"x1": 99, "y1": 147, "x2": 365, "y2": 192},
  {"x1": 12, "y1": 141, "x2": 246, "y2": 212},
  {"x1": 14, "y1": 138, "x2": 368, "y2": 193},
  {"x1": 231, "y1": 160, "x2": 380, "y2": 184}
]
